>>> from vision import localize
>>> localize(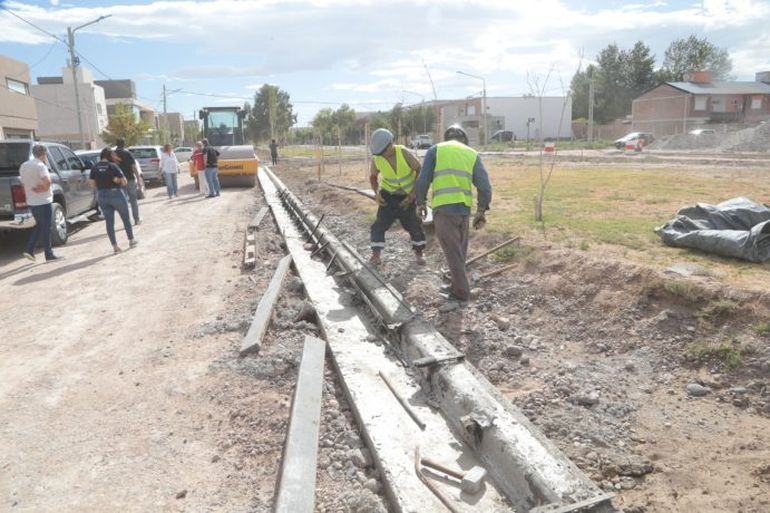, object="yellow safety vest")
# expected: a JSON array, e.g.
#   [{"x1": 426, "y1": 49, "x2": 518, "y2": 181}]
[
  {"x1": 432, "y1": 140, "x2": 475, "y2": 208},
  {"x1": 373, "y1": 145, "x2": 415, "y2": 194}
]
